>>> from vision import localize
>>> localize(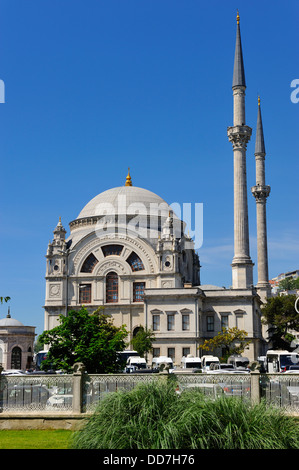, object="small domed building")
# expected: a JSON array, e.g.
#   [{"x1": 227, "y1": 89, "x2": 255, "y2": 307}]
[{"x1": 0, "y1": 309, "x2": 36, "y2": 370}]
